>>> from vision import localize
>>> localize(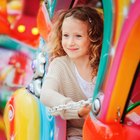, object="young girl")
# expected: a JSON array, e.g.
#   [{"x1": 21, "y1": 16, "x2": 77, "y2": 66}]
[{"x1": 40, "y1": 6, "x2": 103, "y2": 140}]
